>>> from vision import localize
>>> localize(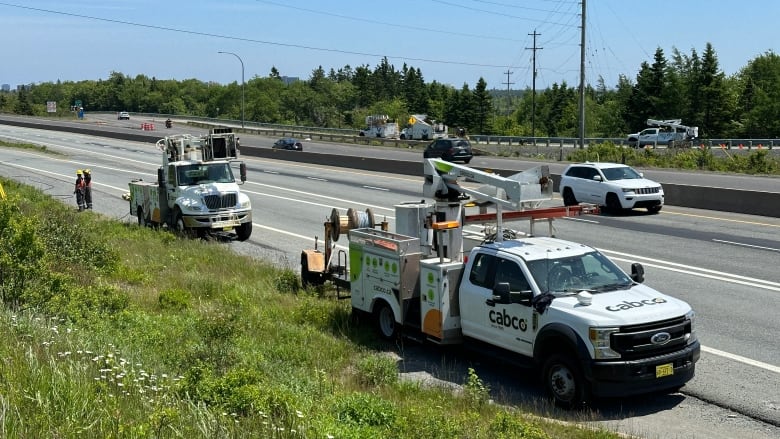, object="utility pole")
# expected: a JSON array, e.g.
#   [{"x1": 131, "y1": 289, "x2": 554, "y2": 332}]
[
  {"x1": 578, "y1": 1, "x2": 586, "y2": 148},
  {"x1": 526, "y1": 30, "x2": 542, "y2": 140},
  {"x1": 502, "y1": 69, "x2": 514, "y2": 109}
]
